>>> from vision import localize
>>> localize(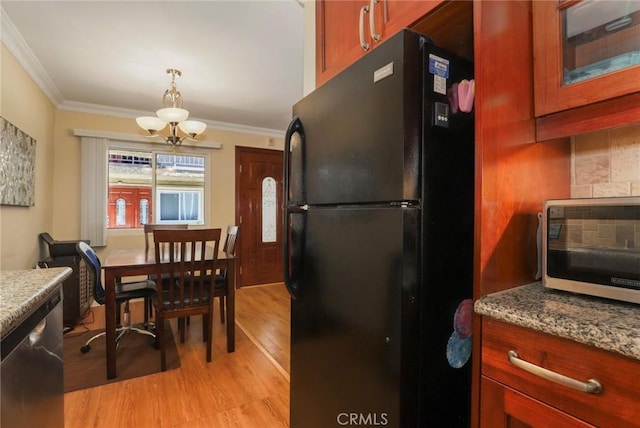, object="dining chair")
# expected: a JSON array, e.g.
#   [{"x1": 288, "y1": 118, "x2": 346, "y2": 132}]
[
  {"x1": 215, "y1": 225, "x2": 239, "y2": 323},
  {"x1": 182, "y1": 225, "x2": 238, "y2": 327},
  {"x1": 178, "y1": 225, "x2": 237, "y2": 340},
  {"x1": 143, "y1": 223, "x2": 189, "y2": 319},
  {"x1": 152, "y1": 228, "x2": 221, "y2": 370},
  {"x1": 144, "y1": 223, "x2": 189, "y2": 253},
  {"x1": 75, "y1": 242, "x2": 157, "y2": 353}
]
